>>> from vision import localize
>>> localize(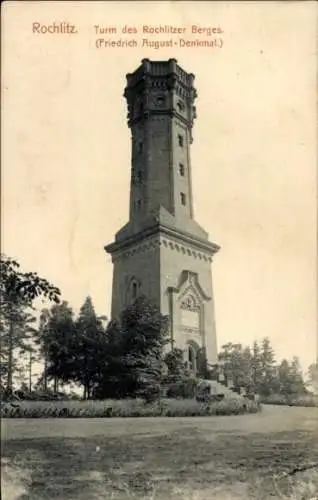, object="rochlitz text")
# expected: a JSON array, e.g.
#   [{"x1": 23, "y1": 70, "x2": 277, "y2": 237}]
[{"x1": 32, "y1": 22, "x2": 78, "y2": 34}]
